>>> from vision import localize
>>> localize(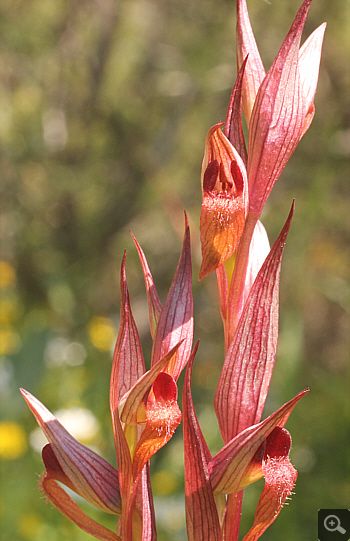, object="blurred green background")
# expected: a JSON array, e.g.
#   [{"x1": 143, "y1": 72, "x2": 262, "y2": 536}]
[{"x1": 0, "y1": 0, "x2": 349, "y2": 540}]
